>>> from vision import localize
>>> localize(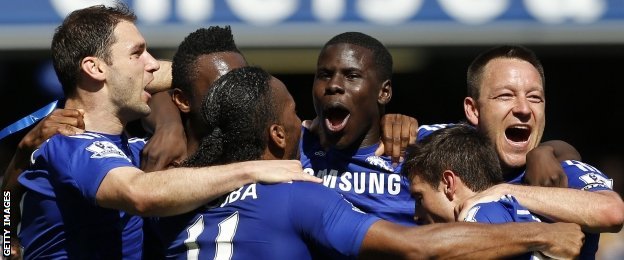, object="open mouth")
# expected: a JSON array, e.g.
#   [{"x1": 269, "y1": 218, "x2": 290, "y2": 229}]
[
  {"x1": 324, "y1": 105, "x2": 351, "y2": 133},
  {"x1": 505, "y1": 125, "x2": 531, "y2": 143}
]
